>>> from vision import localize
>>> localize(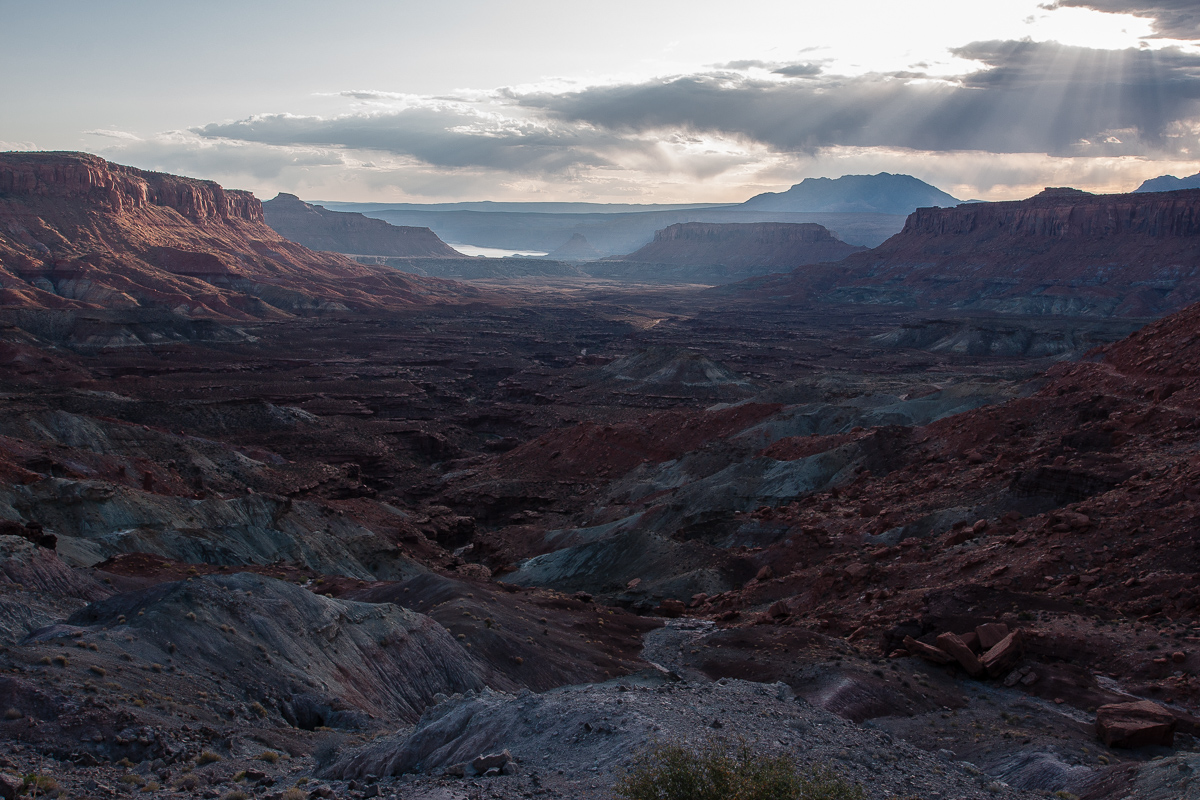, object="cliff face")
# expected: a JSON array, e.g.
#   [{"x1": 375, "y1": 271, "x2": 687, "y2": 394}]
[
  {"x1": 0, "y1": 151, "x2": 262, "y2": 222},
  {"x1": 0, "y1": 152, "x2": 471, "y2": 317},
  {"x1": 746, "y1": 188, "x2": 1200, "y2": 317},
  {"x1": 610, "y1": 222, "x2": 865, "y2": 269},
  {"x1": 262, "y1": 193, "x2": 459, "y2": 258}
]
